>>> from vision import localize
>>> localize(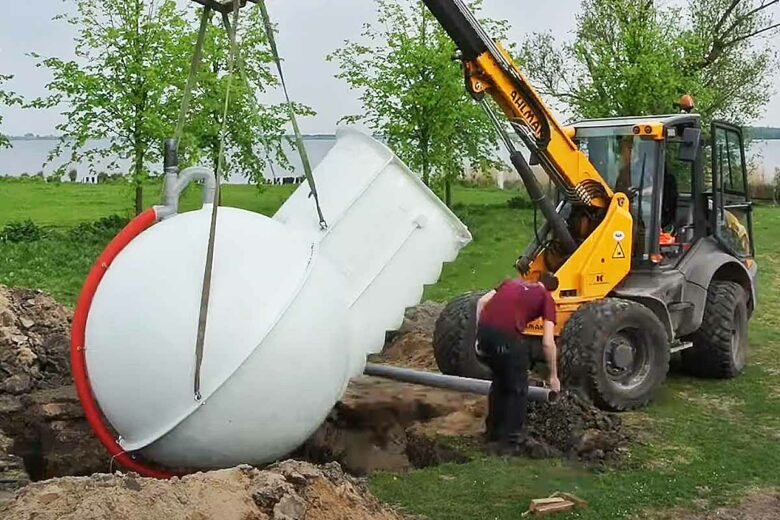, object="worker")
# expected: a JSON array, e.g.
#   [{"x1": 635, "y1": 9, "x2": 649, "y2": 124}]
[{"x1": 475, "y1": 273, "x2": 561, "y2": 455}]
